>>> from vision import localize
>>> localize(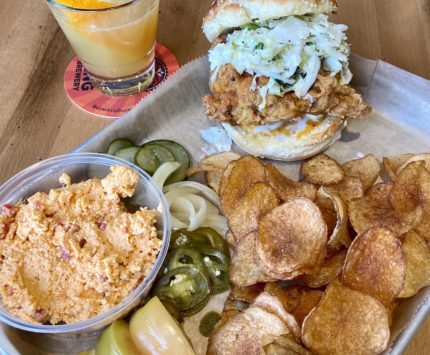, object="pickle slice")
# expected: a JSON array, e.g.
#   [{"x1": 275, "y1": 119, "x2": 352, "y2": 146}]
[
  {"x1": 149, "y1": 140, "x2": 190, "y2": 184},
  {"x1": 135, "y1": 144, "x2": 175, "y2": 174},
  {"x1": 114, "y1": 146, "x2": 141, "y2": 163},
  {"x1": 106, "y1": 138, "x2": 134, "y2": 156}
]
